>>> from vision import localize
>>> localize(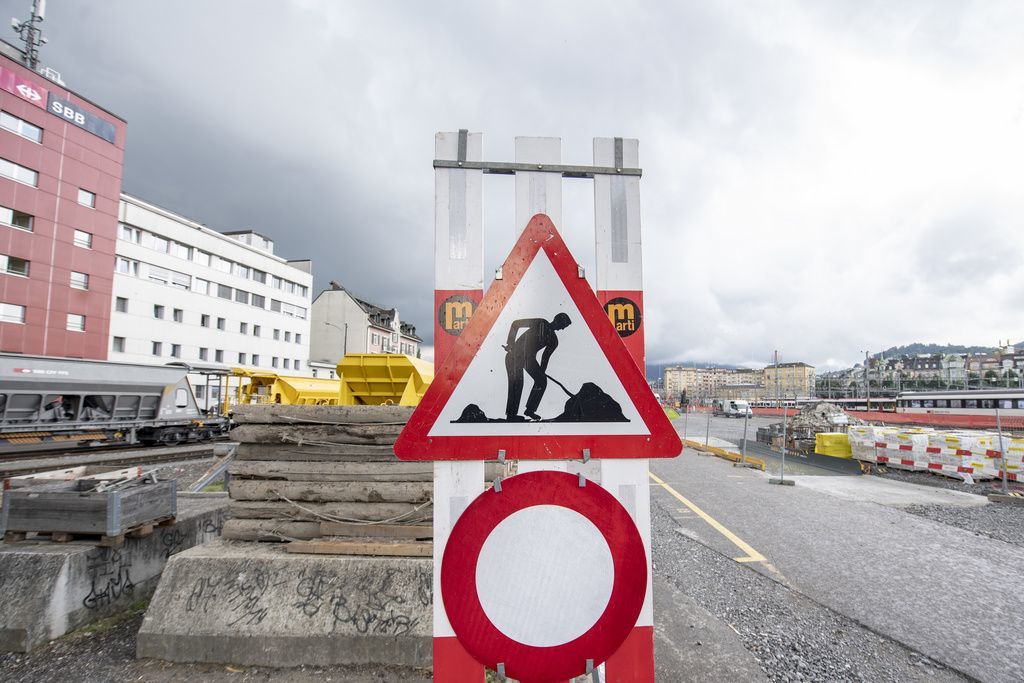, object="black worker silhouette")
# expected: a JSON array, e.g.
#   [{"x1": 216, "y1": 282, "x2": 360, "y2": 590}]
[
  {"x1": 450, "y1": 310, "x2": 630, "y2": 424},
  {"x1": 503, "y1": 313, "x2": 572, "y2": 421}
]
